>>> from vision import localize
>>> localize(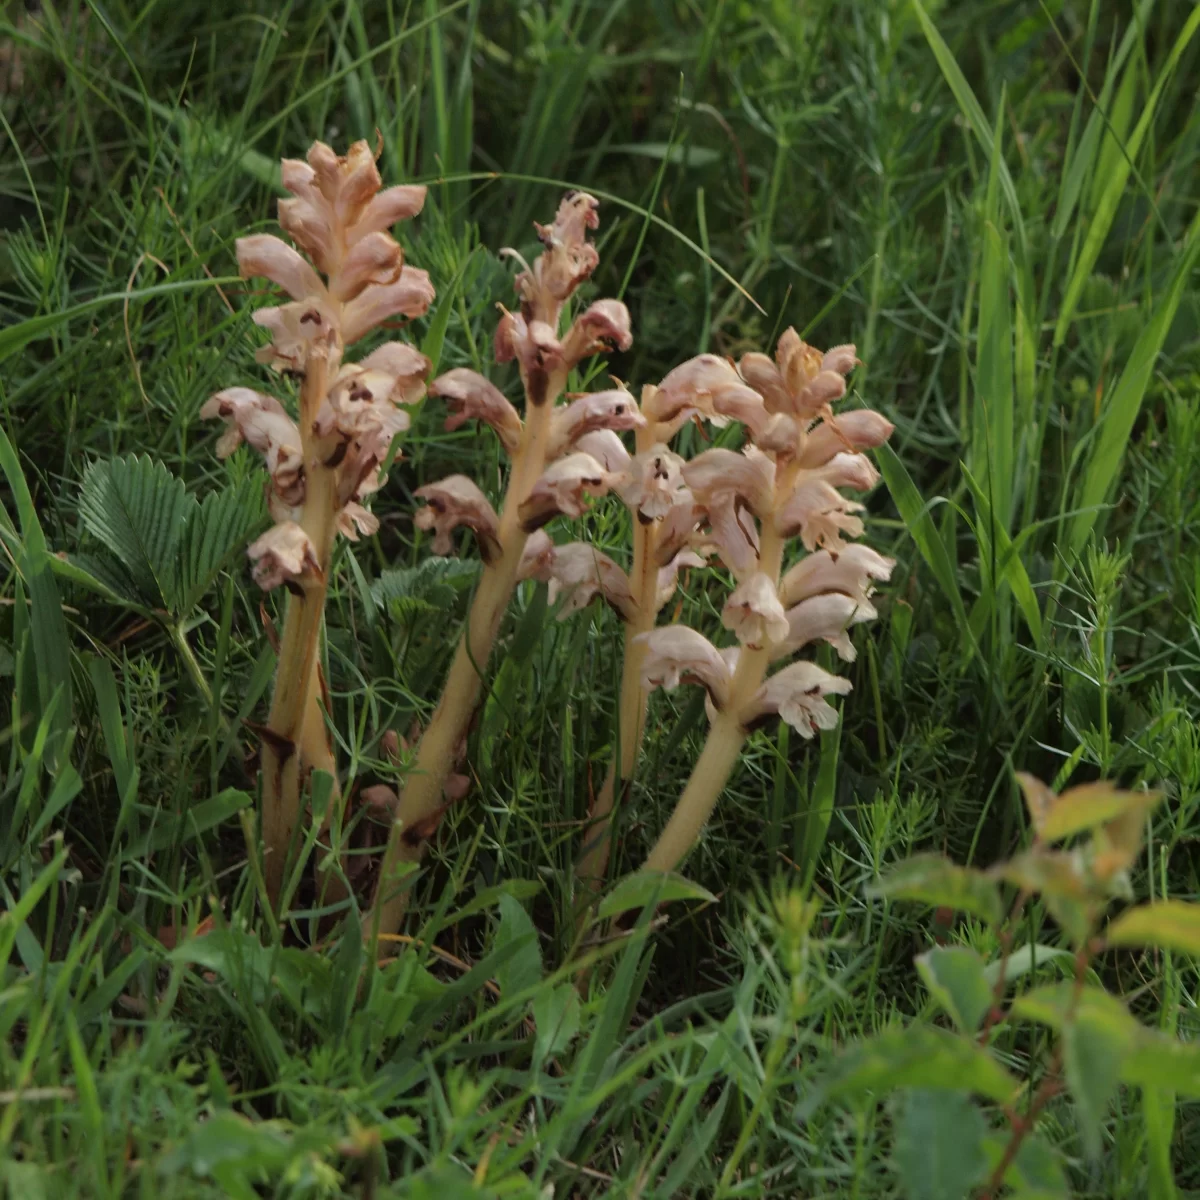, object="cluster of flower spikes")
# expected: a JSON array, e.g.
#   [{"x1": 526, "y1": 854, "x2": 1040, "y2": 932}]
[
  {"x1": 531, "y1": 329, "x2": 897, "y2": 743},
  {"x1": 201, "y1": 140, "x2": 436, "y2": 592}
]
